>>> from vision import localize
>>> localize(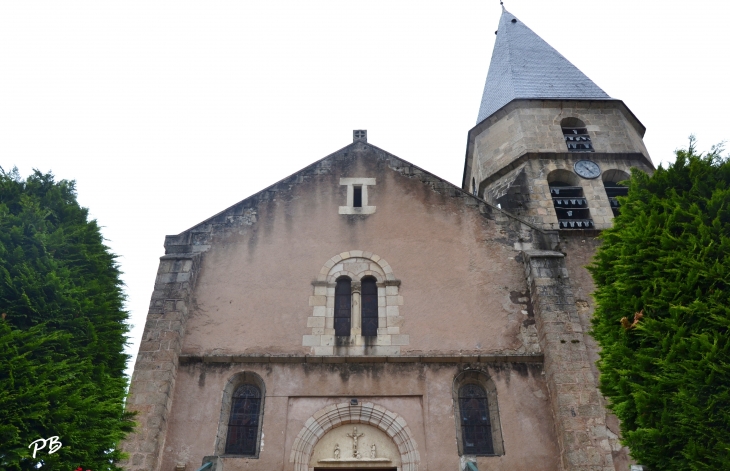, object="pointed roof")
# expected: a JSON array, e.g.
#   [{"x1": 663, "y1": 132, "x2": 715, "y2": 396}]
[{"x1": 476, "y1": 9, "x2": 611, "y2": 124}]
